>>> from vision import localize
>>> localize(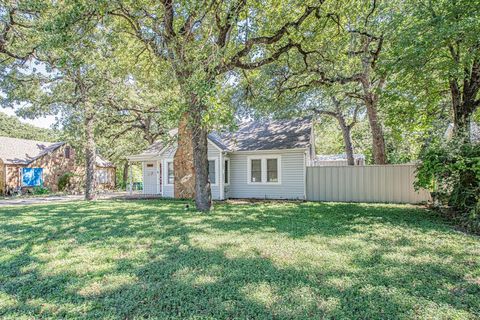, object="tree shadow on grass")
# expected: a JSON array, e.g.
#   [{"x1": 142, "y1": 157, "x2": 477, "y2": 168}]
[
  {"x1": 1, "y1": 240, "x2": 478, "y2": 319},
  {"x1": 0, "y1": 200, "x2": 478, "y2": 318},
  {"x1": 203, "y1": 201, "x2": 457, "y2": 239}
]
